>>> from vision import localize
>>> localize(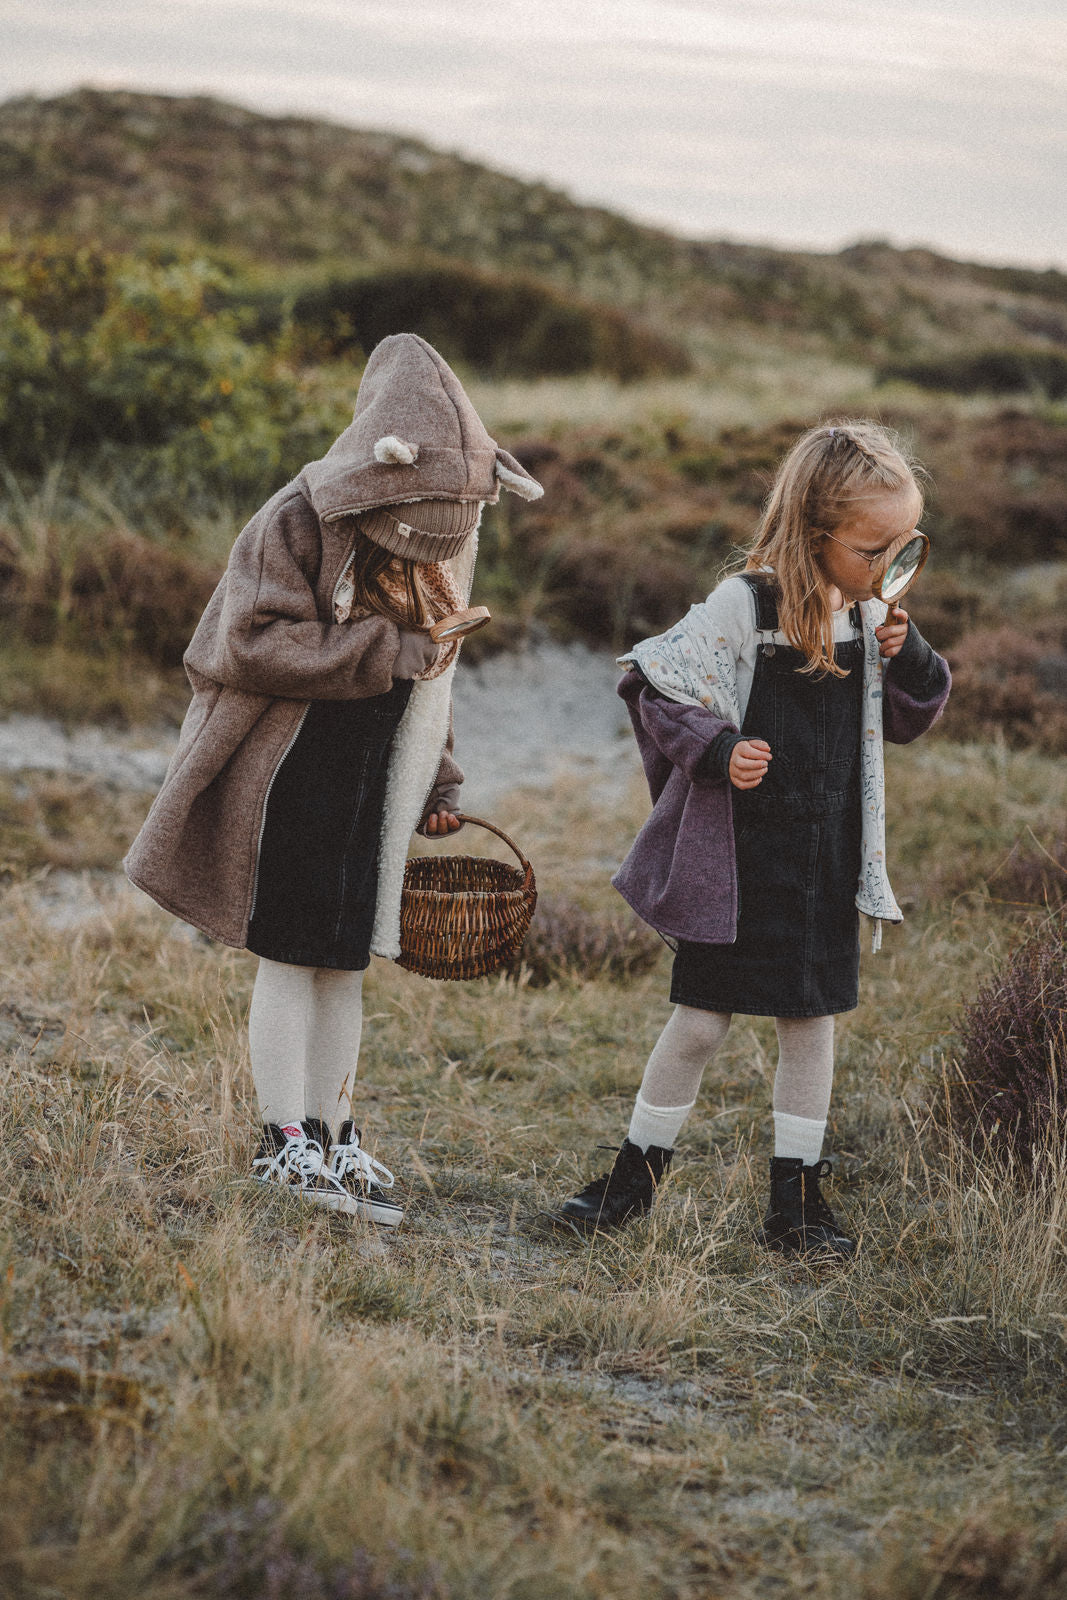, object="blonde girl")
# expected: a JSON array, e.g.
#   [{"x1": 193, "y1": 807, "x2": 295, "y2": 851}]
[
  {"x1": 557, "y1": 421, "x2": 950, "y2": 1255},
  {"x1": 126, "y1": 334, "x2": 542, "y2": 1226}
]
